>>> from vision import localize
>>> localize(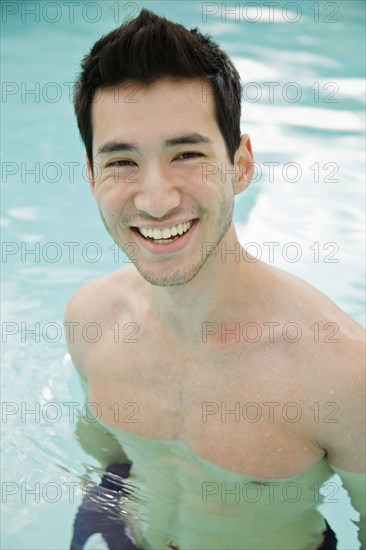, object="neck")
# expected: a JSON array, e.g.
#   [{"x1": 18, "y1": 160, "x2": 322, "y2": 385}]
[{"x1": 148, "y1": 226, "x2": 259, "y2": 340}]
